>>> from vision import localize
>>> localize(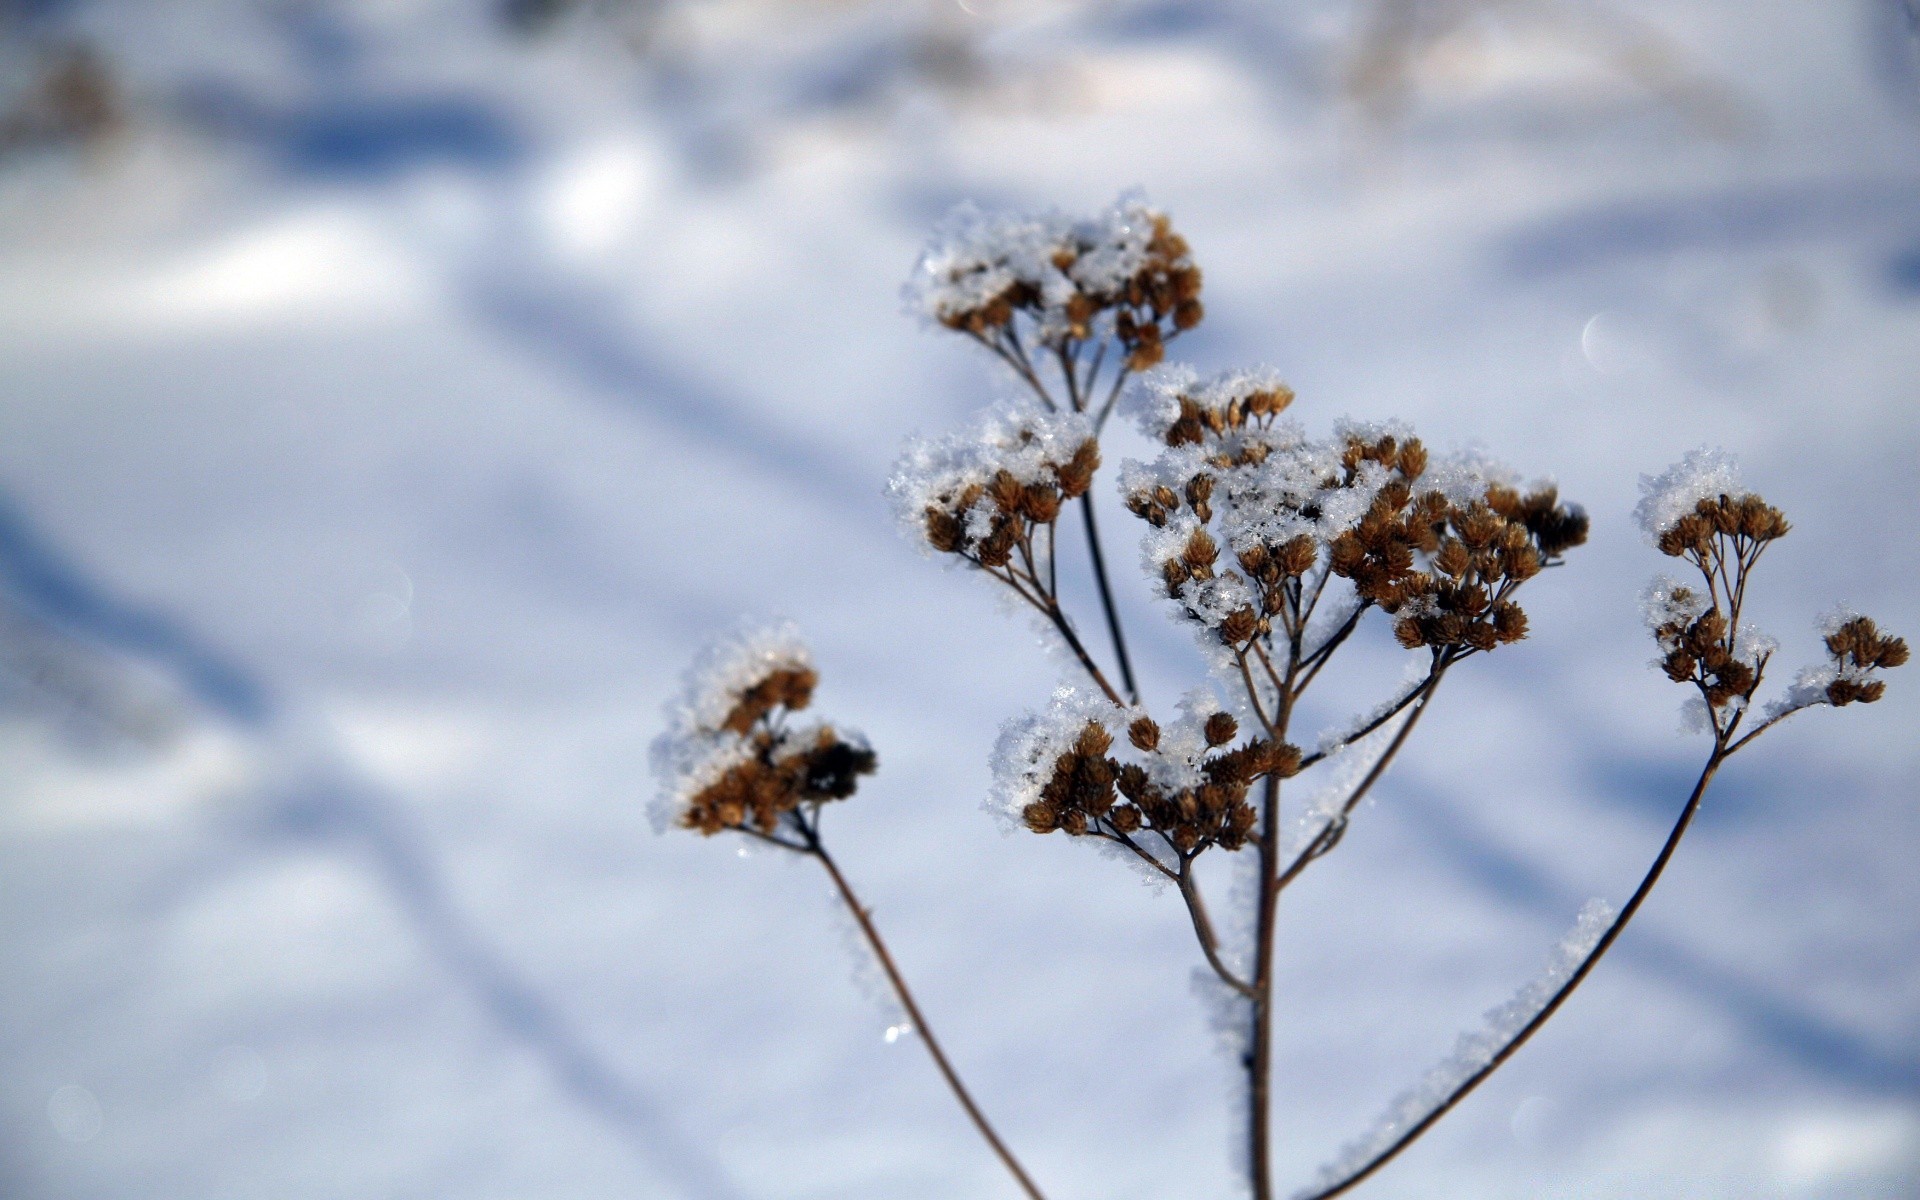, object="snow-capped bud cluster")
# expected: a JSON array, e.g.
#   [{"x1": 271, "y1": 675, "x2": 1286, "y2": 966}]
[
  {"x1": 1633, "y1": 447, "x2": 1745, "y2": 545},
  {"x1": 991, "y1": 685, "x2": 1300, "y2": 856},
  {"x1": 1121, "y1": 368, "x2": 1585, "y2": 659},
  {"x1": 650, "y1": 622, "x2": 875, "y2": 837},
  {"x1": 905, "y1": 191, "x2": 1202, "y2": 368},
  {"x1": 1638, "y1": 452, "x2": 1903, "y2": 738},
  {"x1": 1762, "y1": 608, "x2": 1910, "y2": 720},
  {"x1": 887, "y1": 404, "x2": 1098, "y2": 565}
]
